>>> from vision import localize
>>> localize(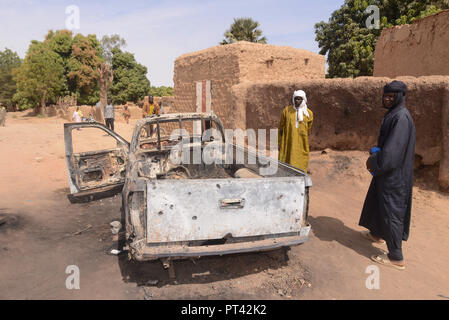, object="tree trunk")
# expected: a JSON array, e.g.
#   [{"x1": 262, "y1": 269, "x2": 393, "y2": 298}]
[
  {"x1": 97, "y1": 64, "x2": 114, "y2": 123},
  {"x1": 35, "y1": 91, "x2": 46, "y2": 116}
]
